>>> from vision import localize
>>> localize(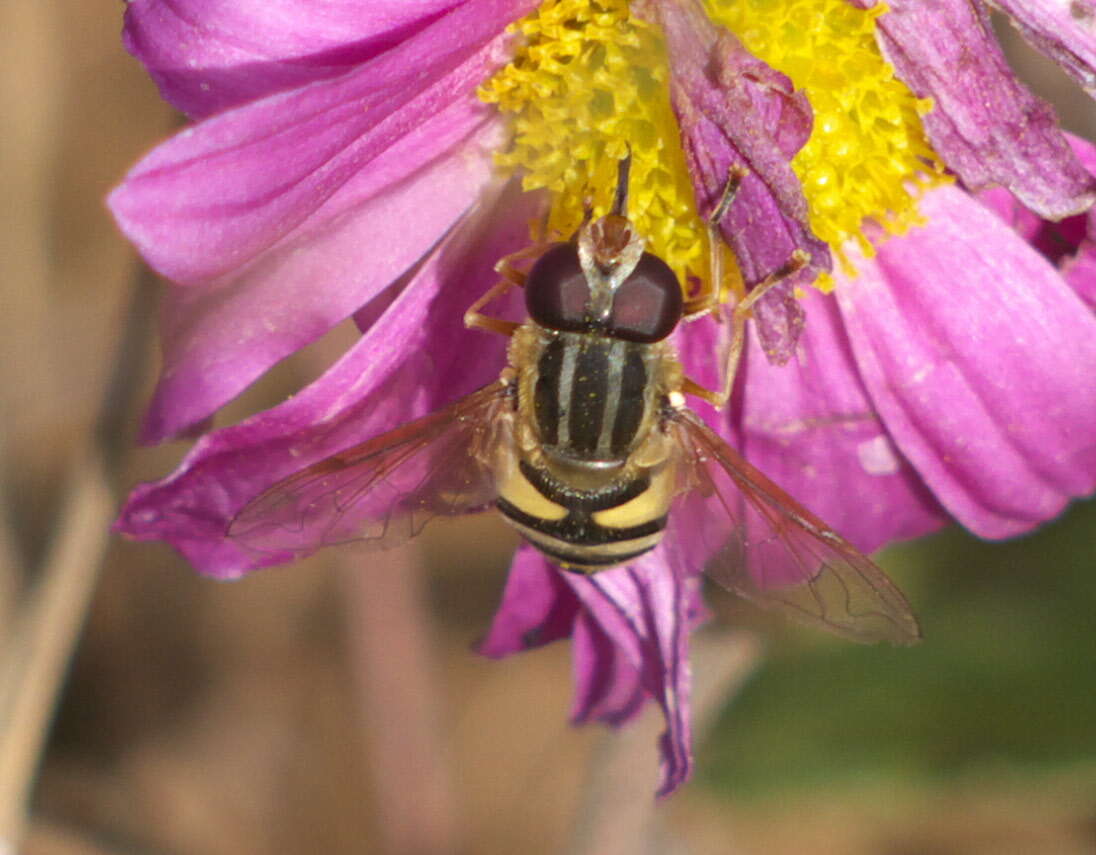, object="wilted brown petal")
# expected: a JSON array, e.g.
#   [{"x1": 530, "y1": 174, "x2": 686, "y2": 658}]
[{"x1": 875, "y1": 0, "x2": 1096, "y2": 219}]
